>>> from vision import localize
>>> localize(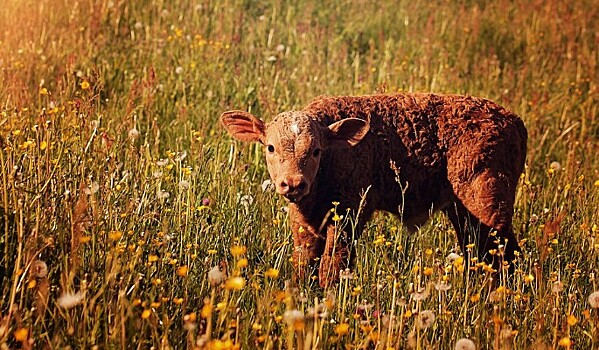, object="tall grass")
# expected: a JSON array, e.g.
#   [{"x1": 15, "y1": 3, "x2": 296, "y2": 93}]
[{"x1": 0, "y1": 0, "x2": 598, "y2": 348}]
